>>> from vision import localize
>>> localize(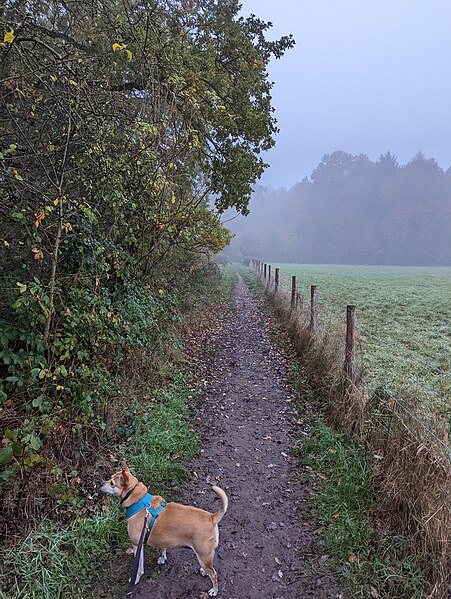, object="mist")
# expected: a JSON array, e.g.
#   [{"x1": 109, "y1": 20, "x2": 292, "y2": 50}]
[
  {"x1": 221, "y1": 151, "x2": 451, "y2": 266},
  {"x1": 222, "y1": 1, "x2": 451, "y2": 266}
]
